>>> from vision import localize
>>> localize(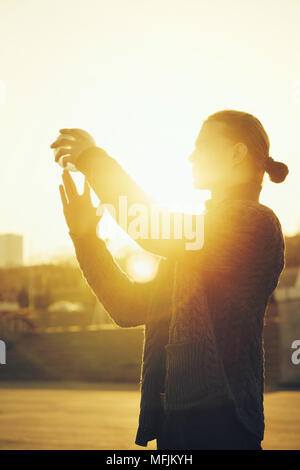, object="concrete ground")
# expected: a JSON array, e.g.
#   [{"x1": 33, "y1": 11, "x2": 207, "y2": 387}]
[{"x1": 0, "y1": 381, "x2": 299, "y2": 450}]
